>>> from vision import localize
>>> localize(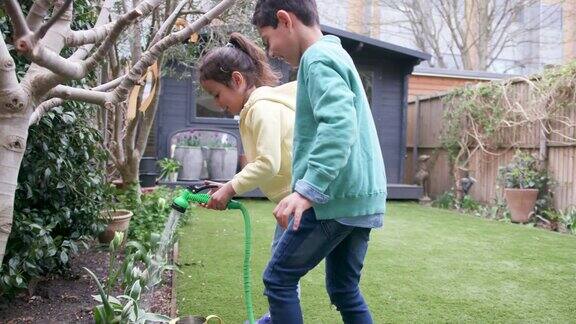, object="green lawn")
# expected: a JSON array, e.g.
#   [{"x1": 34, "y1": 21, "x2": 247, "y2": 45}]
[{"x1": 176, "y1": 201, "x2": 576, "y2": 323}]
